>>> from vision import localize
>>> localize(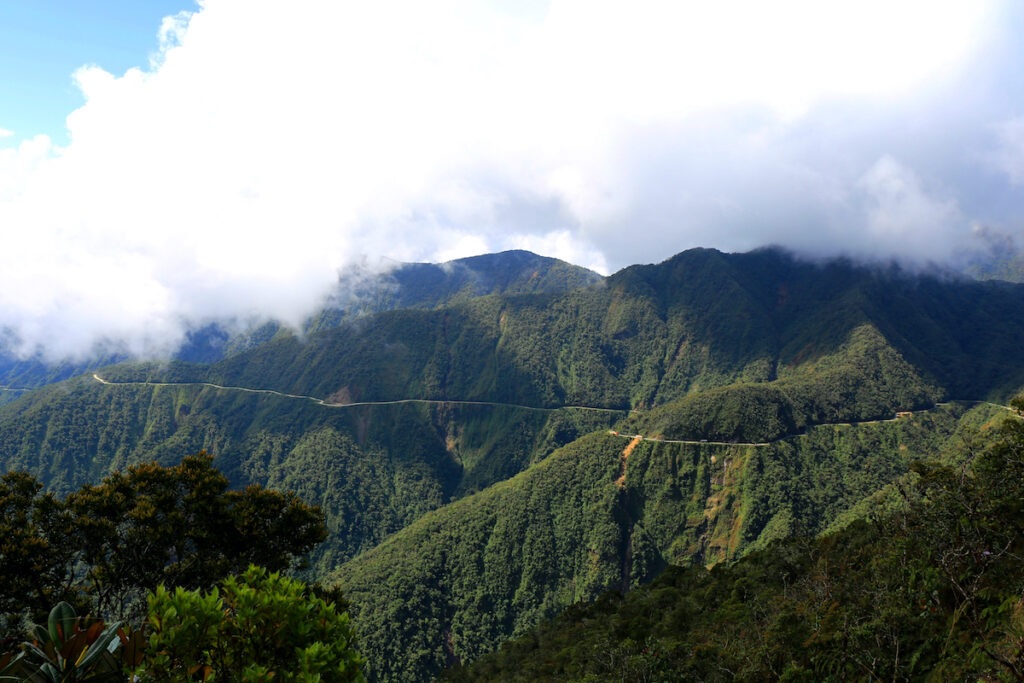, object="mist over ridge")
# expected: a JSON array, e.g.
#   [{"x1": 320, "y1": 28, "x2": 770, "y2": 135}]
[{"x1": 3, "y1": 1, "x2": 1024, "y2": 361}]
